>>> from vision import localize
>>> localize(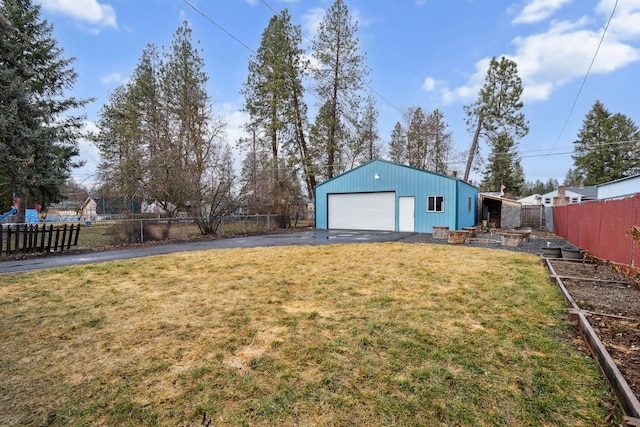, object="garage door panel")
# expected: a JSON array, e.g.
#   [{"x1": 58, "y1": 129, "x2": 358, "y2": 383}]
[{"x1": 328, "y1": 192, "x2": 395, "y2": 231}]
